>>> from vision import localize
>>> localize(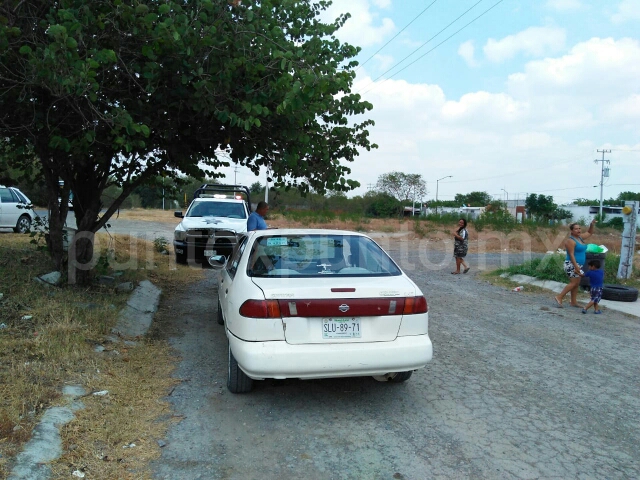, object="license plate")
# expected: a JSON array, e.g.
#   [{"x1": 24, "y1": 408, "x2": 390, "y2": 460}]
[
  {"x1": 322, "y1": 318, "x2": 361, "y2": 339},
  {"x1": 204, "y1": 249, "x2": 216, "y2": 257}
]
